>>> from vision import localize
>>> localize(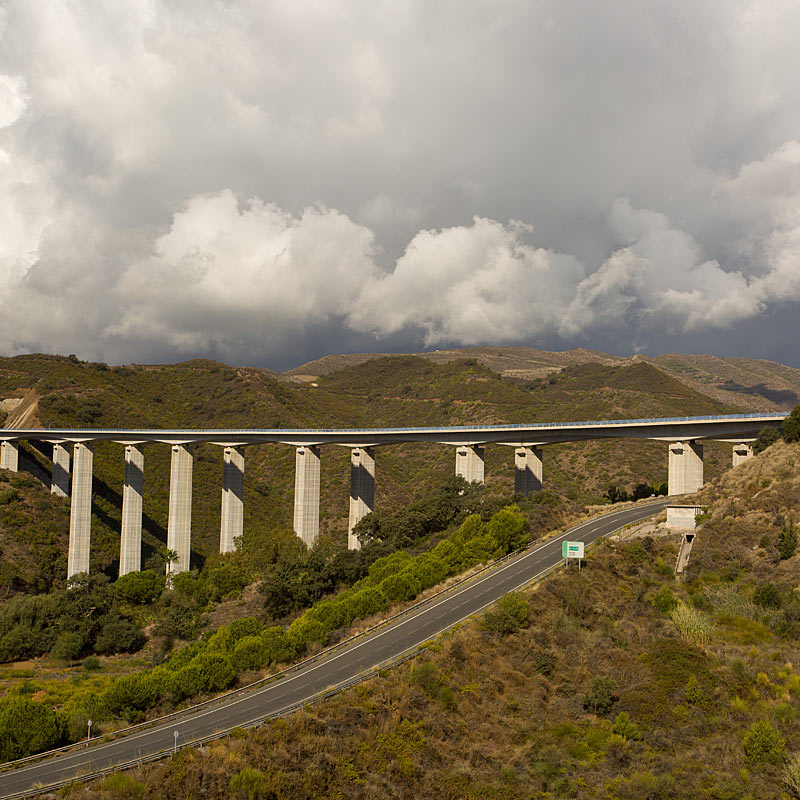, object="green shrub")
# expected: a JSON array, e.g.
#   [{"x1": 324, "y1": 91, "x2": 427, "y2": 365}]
[
  {"x1": 583, "y1": 675, "x2": 618, "y2": 716},
  {"x1": 114, "y1": 570, "x2": 163, "y2": 605},
  {"x1": 98, "y1": 773, "x2": 146, "y2": 799},
  {"x1": 753, "y1": 426, "x2": 780, "y2": 453},
  {"x1": 50, "y1": 631, "x2": 84, "y2": 662},
  {"x1": 778, "y1": 523, "x2": 798, "y2": 561},
  {"x1": 612, "y1": 711, "x2": 643, "y2": 740},
  {"x1": 485, "y1": 506, "x2": 528, "y2": 555},
  {"x1": 783, "y1": 405, "x2": 800, "y2": 443},
  {"x1": 231, "y1": 635, "x2": 269, "y2": 672},
  {"x1": 742, "y1": 720, "x2": 786, "y2": 764},
  {"x1": 482, "y1": 592, "x2": 530, "y2": 635},
  {"x1": 0, "y1": 696, "x2": 62, "y2": 760},
  {"x1": 753, "y1": 583, "x2": 783, "y2": 609},
  {"x1": 670, "y1": 602, "x2": 712, "y2": 647},
  {"x1": 94, "y1": 616, "x2": 145, "y2": 655},
  {"x1": 230, "y1": 767, "x2": 267, "y2": 799},
  {"x1": 685, "y1": 674, "x2": 705, "y2": 706},
  {"x1": 652, "y1": 585, "x2": 678, "y2": 613}
]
